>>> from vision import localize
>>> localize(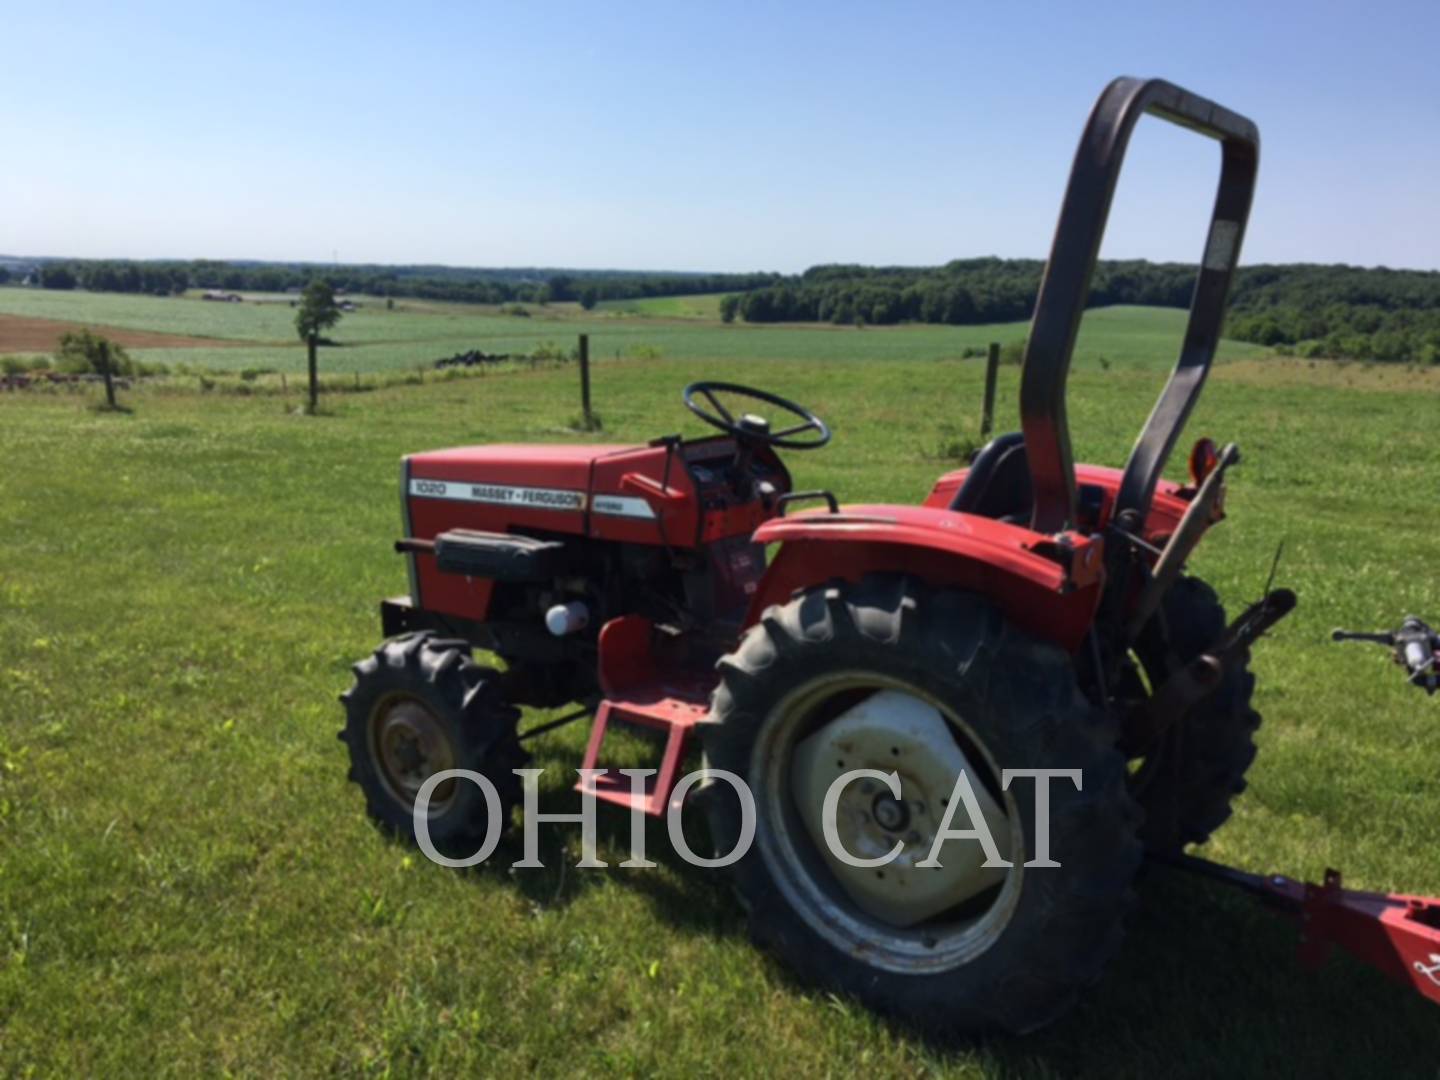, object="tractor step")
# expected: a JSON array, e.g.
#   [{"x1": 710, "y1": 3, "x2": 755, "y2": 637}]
[{"x1": 576, "y1": 687, "x2": 710, "y2": 817}]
